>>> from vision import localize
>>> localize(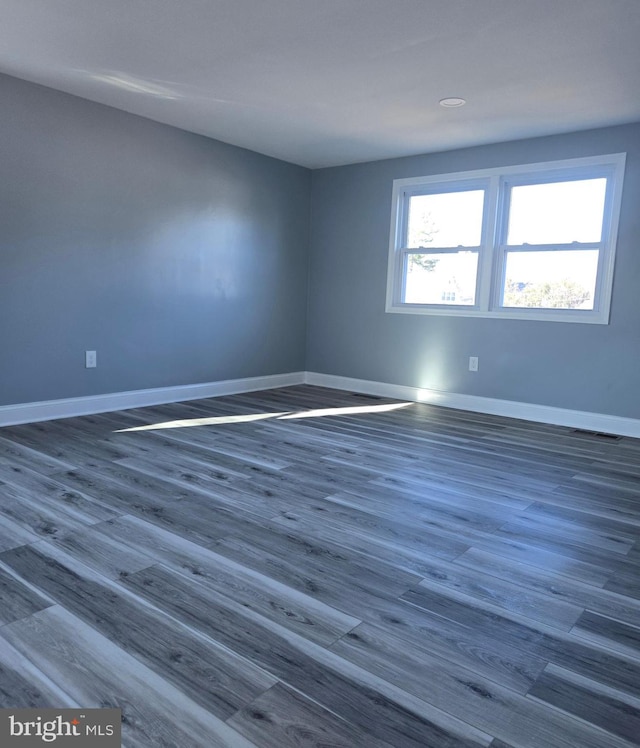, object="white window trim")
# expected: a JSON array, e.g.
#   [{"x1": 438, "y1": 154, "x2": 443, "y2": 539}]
[{"x1": 385, "y1": 153, "x2": 626, "y2": 324}]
